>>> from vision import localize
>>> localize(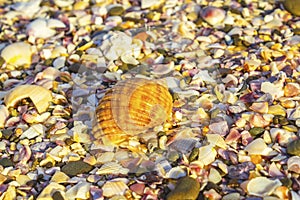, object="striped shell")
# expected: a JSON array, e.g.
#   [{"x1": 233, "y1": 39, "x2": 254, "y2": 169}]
[{"x1": 95, "y1": 78, "x2": 173, "y2": 144}]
